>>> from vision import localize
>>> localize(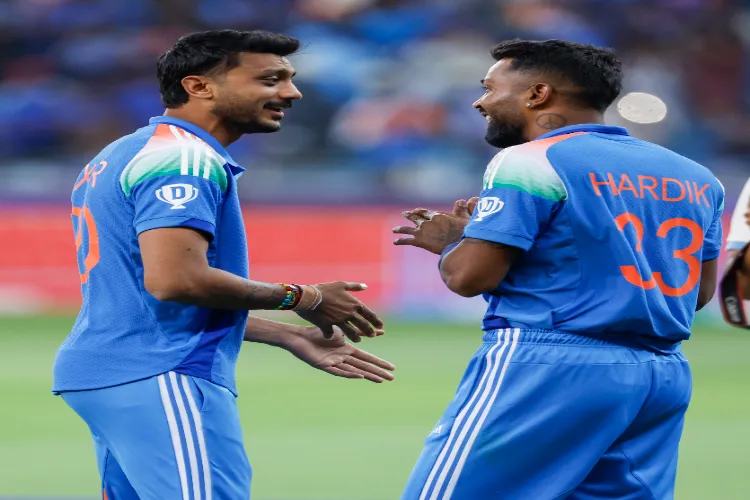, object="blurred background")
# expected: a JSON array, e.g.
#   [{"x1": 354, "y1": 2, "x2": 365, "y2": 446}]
[{"x1": 0, "y1": 0, "x2": 749, "y2": 499}]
